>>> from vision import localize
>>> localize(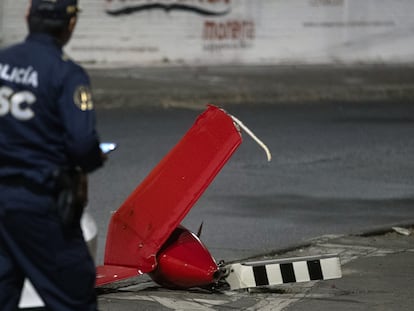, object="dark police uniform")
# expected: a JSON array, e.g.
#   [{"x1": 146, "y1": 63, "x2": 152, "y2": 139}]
[{"x1": 0, "y1": 2, "x2": 103, "y2": 310}]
